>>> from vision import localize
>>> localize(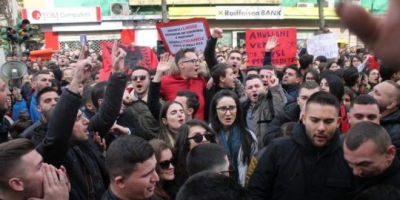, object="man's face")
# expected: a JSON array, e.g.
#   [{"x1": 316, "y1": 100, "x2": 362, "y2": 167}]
[
  {"x1": 179, "y1": 52, "x2": 199, "y2": 79},
  {"x1": 217, "y1": 56, "x2": 226, "y2": 63},
  {"x1": 91, "y1": 53, "x2": 98, "y2": 61},
  {"x1": 37, "y1": 91, "x2": 58, "y2": 120},
  {"x1": 174, "y1": 96, "x2": 191, "y2": 120},
  {"x1": 19, "y1": 150, "x2": 44, "y2": 199},
  {"x1": 226, "y1": 52, "x2": 242, "y2": 74},
  {"x1": 344, "y1": 140, "x2": 395, "y2": 177},
  {"x1": 348, "y1": 104, "x2": 380, "y2": 126},
  {"x1": 369, "y1": 82, "x2": 396, "y2": 112},
  {"x1": 22, "y1": 56, "x2": 28, "y2": 62},
  {"x1": 297, "y1": 88, "x2": 320, "y2": 112},
  {"x1": 26, "y1": 61, "x2": 32, "y2": 67},
  {"x1": 33, "y1": 74, "x2": 52, "y2": 92},
  {"x1": 72, "y1": 110, "x2": 90, "y2": 140},
  {"x1": 131, "y1": 70, "x2": 150, "y2": 96},
  {"x1": 259, "y1": 69, "x2": 274, "y2": 90},
  {"x1": 58, "y1": 55, "x2": 67, "y2": 66},
  {"x1": 123, "y1": 155, "x2": 159, "y2": 199},
  {"x1": 0, "y1": 79, "x2": 11, "y2": 109},
  {"x1": 217, "y1": 155, "x2": 231, "y2": 177},
  {"x1": 6, "y1": 56, "x2": 12, "y2": 61},
  {"x1": 221, "y1": 68, "x2": 236, "y2": 89},
  {"x1": 302, "y1": 103, "x2": 340, "y2": 148},
  {"x1": 283, "y1": 68, "x2": 300, "y2": 85},
  {"x1": 245, "y1": 78, "x2": 263, "y2": 104}
]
